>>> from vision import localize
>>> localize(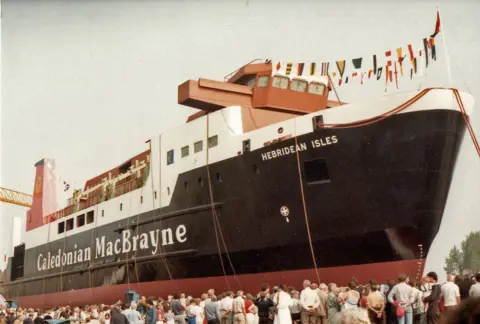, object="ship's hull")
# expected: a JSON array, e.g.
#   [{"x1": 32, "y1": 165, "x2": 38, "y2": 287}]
[{"x1": 1, "y1": 108, "x2": 465, "y2": 307}]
